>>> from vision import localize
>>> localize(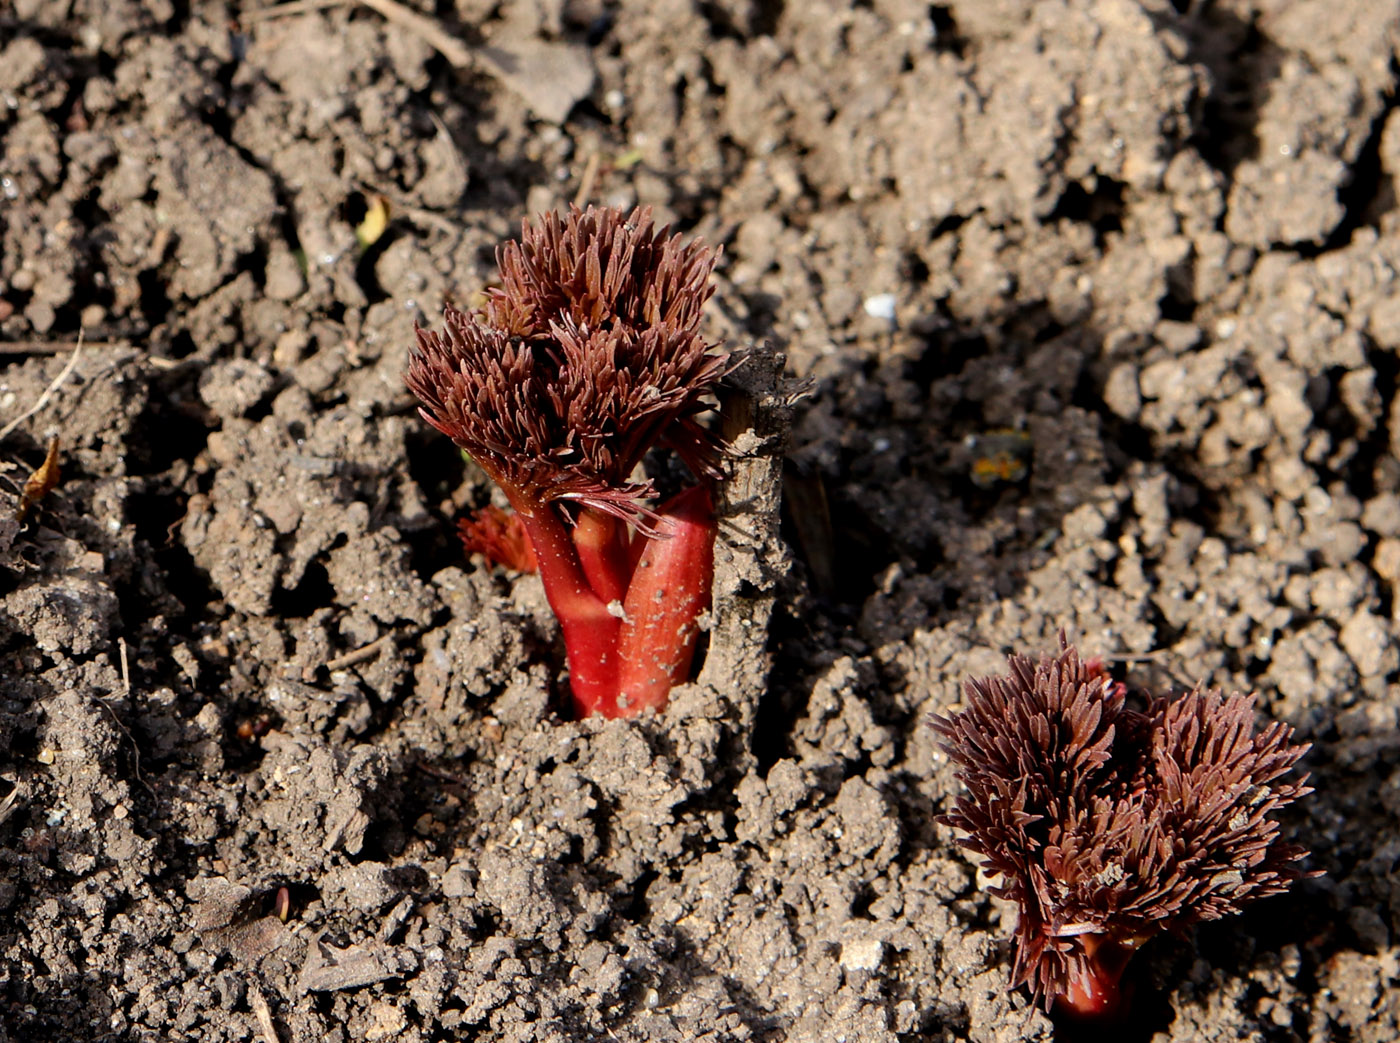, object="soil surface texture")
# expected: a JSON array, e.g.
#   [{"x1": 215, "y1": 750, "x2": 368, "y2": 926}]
[{"x1": 3, "y1": 1, "x2": 1399, "y2": 1041}]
